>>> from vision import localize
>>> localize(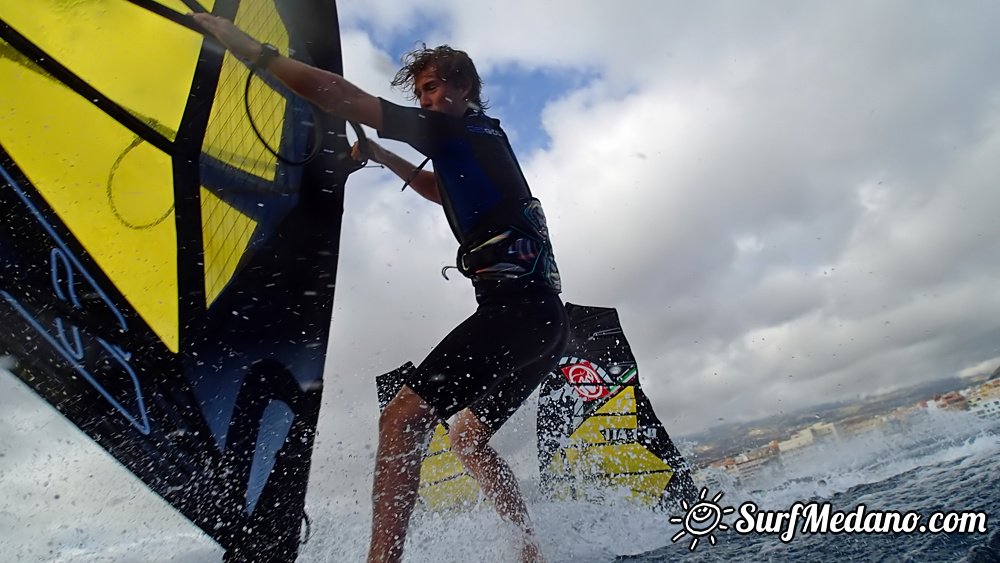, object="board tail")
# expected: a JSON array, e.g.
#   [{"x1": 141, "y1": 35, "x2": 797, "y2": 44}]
[{"x1": 537, "y1": 303, "x2": 698, "y2": 509}]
